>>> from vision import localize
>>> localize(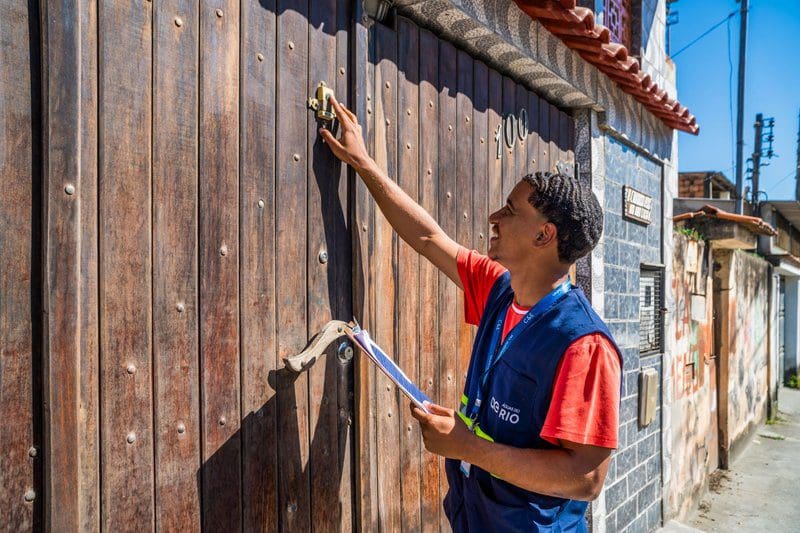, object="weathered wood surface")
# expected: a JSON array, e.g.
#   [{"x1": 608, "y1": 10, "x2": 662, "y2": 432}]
[
  {"x1": 1, "y1": 1, "x2": 41, "y2": 529},
  {"x1": 98, "y1": 1, "x2": 154, "y2": 528},
  {"x1": 275, "y1": 1, "x2": 311, "y2": 531},
  {"x1": 241, "y1": 0, "x2": 279, "y2": 529},
  {"x1": 357, "y1": 16, "x2": 577, "y2": 531},
  {"x1": 152, "y1": 0, "x2": 201, "y2": 529},
  {"x1": 417, "y1": 27, "x2": 442, "y2": 532}
]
